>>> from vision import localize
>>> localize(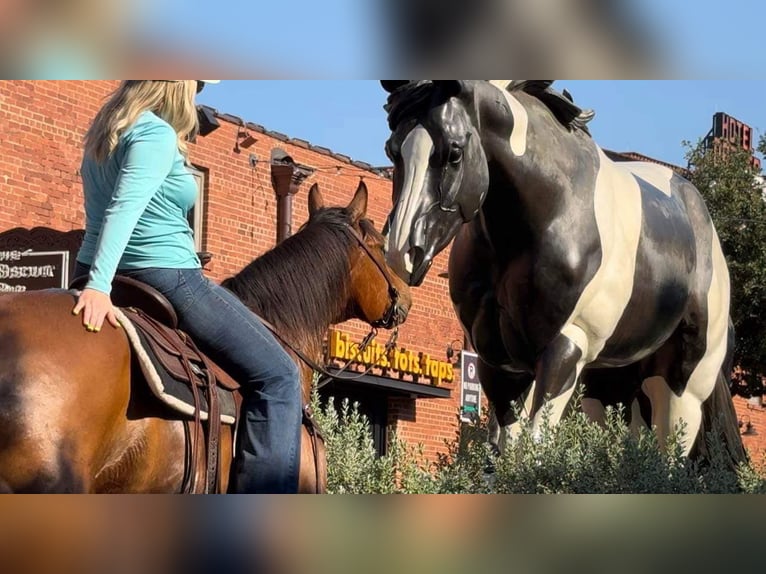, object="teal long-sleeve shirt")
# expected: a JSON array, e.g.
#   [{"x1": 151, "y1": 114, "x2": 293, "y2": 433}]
[{"x1": 77, "y1": 111, "x2": 201, "y2": 294}]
